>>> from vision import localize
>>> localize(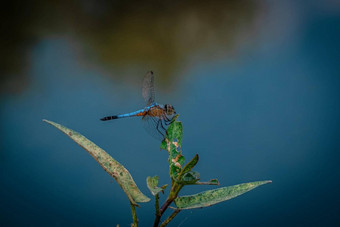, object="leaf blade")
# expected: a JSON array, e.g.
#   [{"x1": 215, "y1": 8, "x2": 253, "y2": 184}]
[
  {"x1": 178, "y1": 154, "x2": 199, "y2": 180},
  {"x1": 43, "y1": 119, "x2": 150, "y2": 205},
  {"x1": 195, "y1": 179, "x2": 220, "y2": 185},
  {"x1": 161, "y1": 117, "x2": 184, "y2": 180},
  {"x1": 146, "y1": 176, "x2": 167, "y2": 196},
  {"x1": 174, "y1": 180, "x2": 272, "y2": 209}
]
